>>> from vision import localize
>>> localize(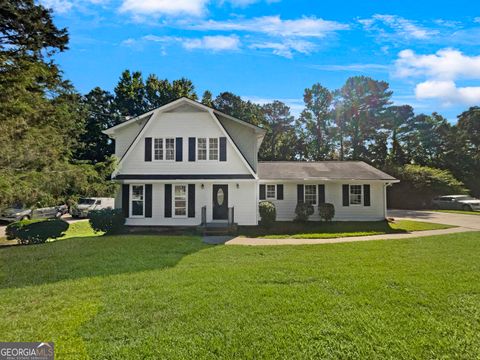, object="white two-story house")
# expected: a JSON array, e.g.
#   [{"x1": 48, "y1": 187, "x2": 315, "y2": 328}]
[{"x1": 103, "y1": 97, "x2": 398, "y2": 227}]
